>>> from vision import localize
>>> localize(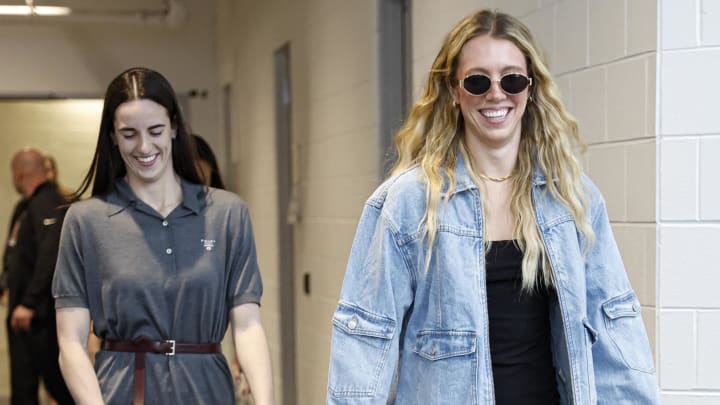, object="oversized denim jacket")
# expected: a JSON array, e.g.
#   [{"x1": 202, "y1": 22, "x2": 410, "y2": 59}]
[{"x1": 327, "y1": 153, "x2": 660, "y2": 404}]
